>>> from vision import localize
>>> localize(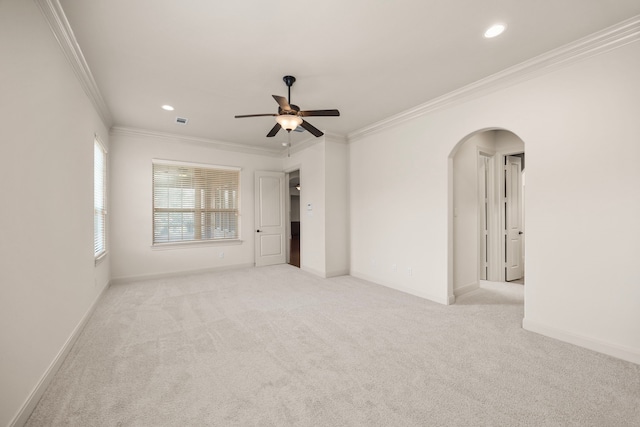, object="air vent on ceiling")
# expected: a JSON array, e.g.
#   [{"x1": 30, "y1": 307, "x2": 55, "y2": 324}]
[{"x1": 175, "y1": 117, "x2": 189, "y2": 125}]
